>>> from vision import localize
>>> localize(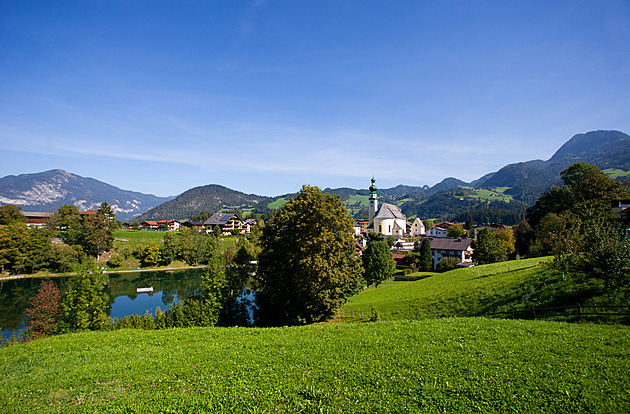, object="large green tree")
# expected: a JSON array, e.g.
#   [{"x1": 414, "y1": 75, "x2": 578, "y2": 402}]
[
  {"x1": 362, "y1": 240, "x2": 395, "y2": 287},
  {"x1": 473, "y1": 229, "x2": 507, "y2": 264},
  {"x1": 0, "y1": 205, "x2": 26, "y2": 225},
  {"x1": 256, "y1": 185, "x2": 361, "y2": 326}
]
